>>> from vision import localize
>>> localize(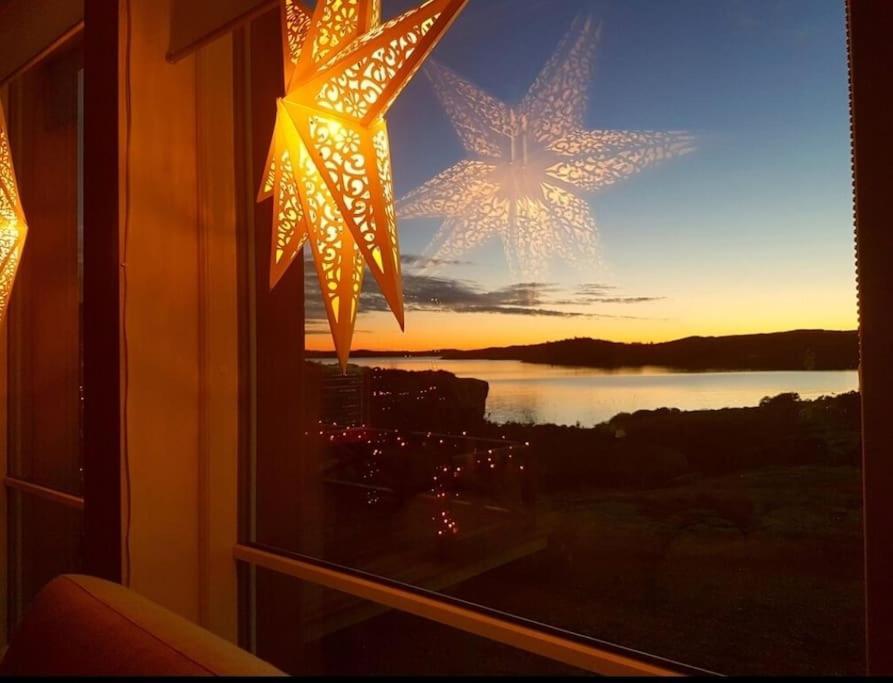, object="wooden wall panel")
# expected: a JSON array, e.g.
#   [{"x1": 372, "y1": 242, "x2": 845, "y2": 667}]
[
  {"x1": 121, "y1": 0, "x2": 201, "y2": 620},
  {"x1": 120, "y1": 0, "x2": 240, "y2": 639},
  {"x1": 168, "y1": 0, "x2": 275, "y2": 62},
  {"x1": 0, "y1": 0, "x2": 83, "y2": 84}
]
